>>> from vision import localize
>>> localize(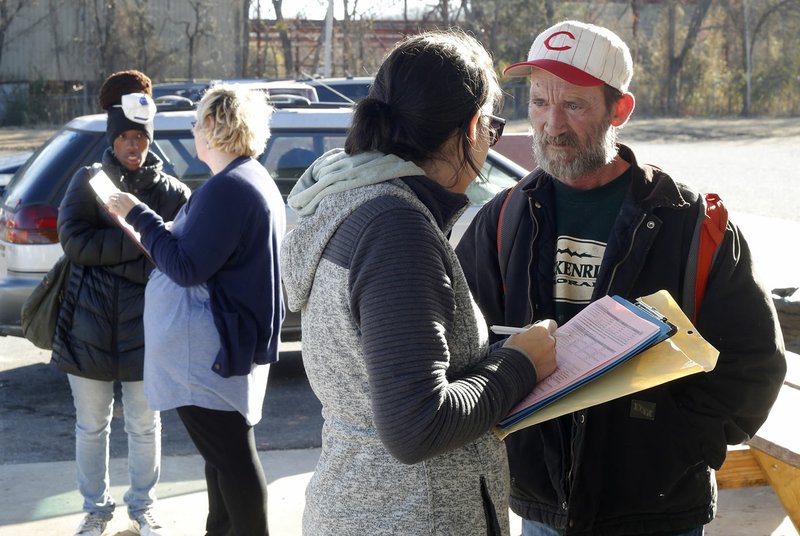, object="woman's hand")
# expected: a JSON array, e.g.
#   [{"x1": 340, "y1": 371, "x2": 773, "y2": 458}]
[
  {"x1": 503, "y1": 319, "x2": 558, "y2": 380},
  {"x1": 106, "y1": 192, "x2": 141, "y2": 219}
]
